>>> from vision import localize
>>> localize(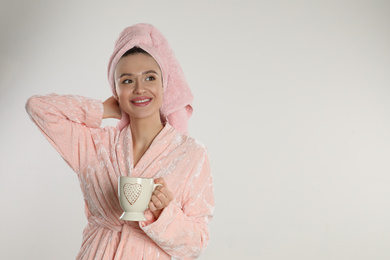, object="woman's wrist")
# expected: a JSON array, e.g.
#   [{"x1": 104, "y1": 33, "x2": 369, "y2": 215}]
[{"x1": 103, "y1": 96, "x2": 122, "y2": 119}]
